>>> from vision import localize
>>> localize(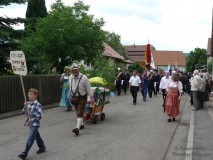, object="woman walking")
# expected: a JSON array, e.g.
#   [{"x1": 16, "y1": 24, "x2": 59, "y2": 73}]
[
  {"x1": 60, "y1": 66, "x2": 72, "y2": 111},
  {"x1": 165, "y1": 72, "x2": 183, "y2": 122}
]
